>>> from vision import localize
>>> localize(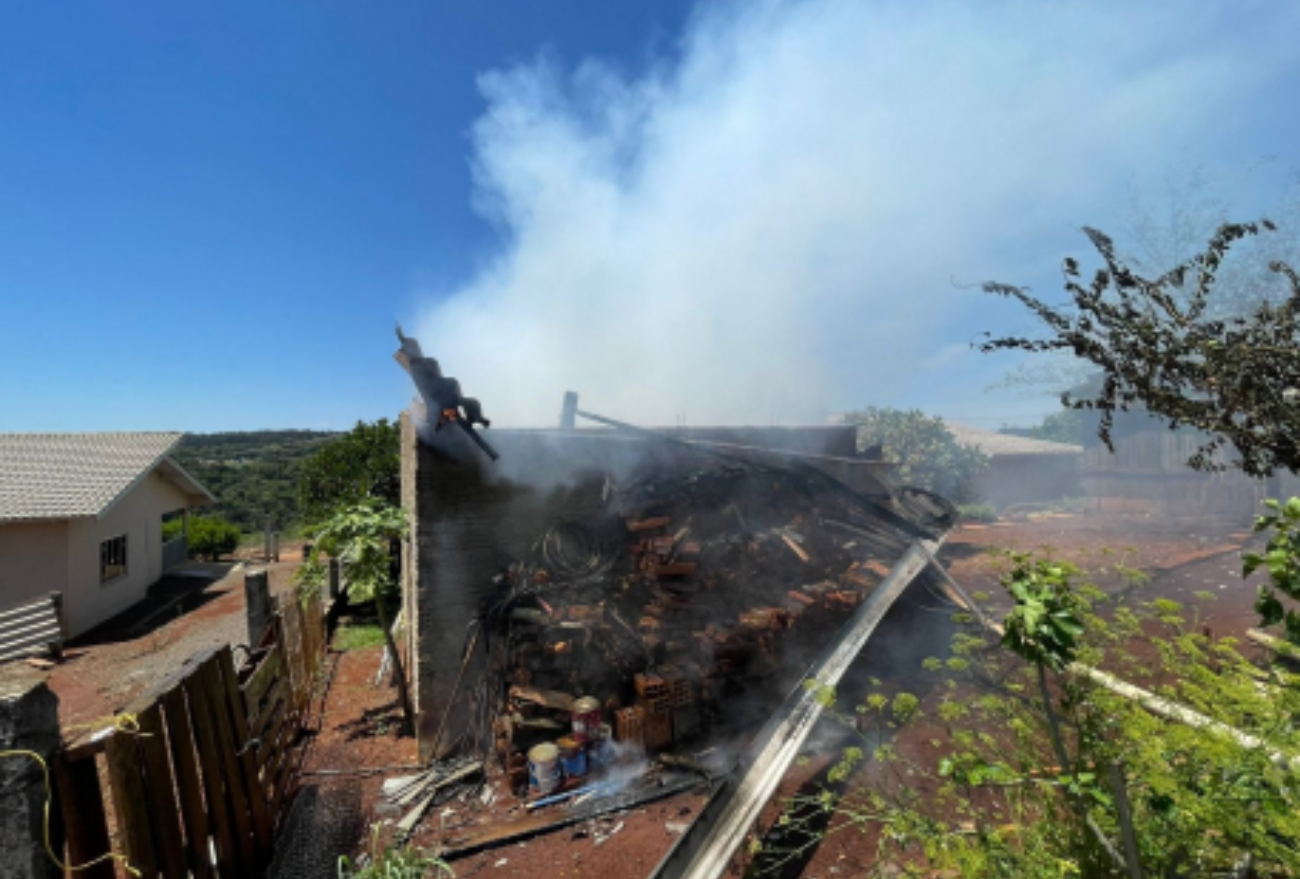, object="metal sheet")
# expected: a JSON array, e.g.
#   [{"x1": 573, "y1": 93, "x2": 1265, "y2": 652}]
[{"x1": 647, "y1": 537, "x2": 943, "y2": 879}]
